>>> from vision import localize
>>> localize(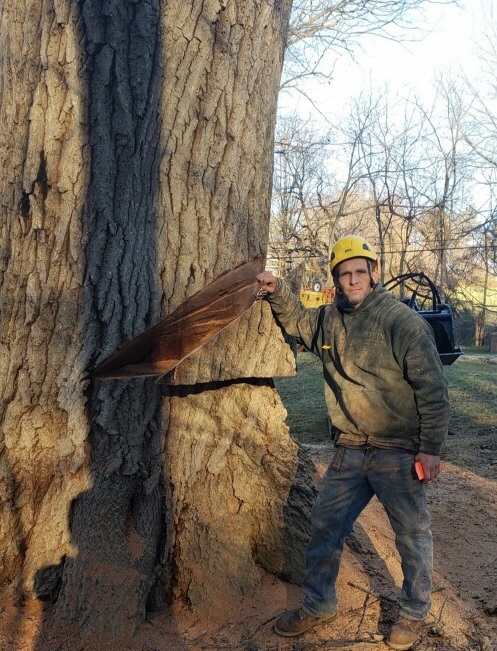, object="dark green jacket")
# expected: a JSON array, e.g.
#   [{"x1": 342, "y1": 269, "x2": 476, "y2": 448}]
[{"x1": 268, "y1": 280, "x2": 449, "y2": 455}]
